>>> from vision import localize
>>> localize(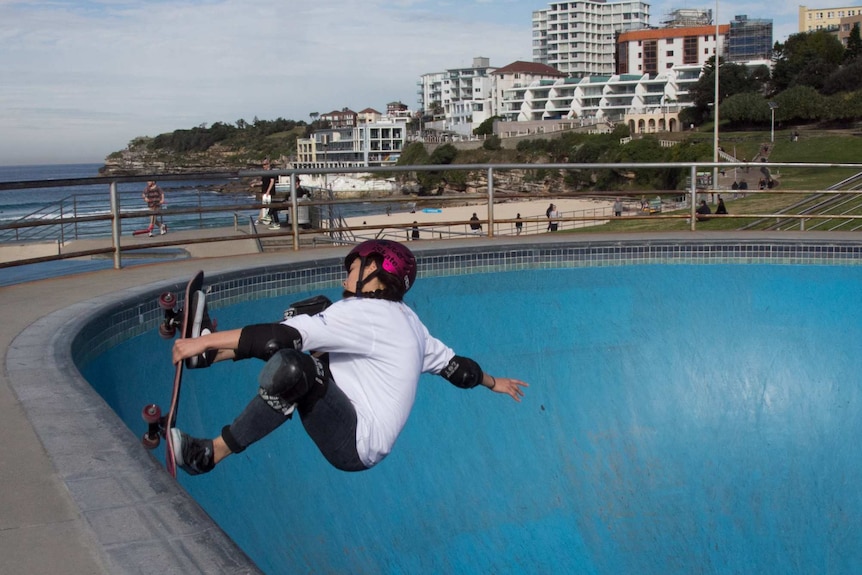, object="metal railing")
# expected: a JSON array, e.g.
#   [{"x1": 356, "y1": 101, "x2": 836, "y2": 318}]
[{"x1": 3, "y1": 161, "x2": 862, "y2": 272}]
